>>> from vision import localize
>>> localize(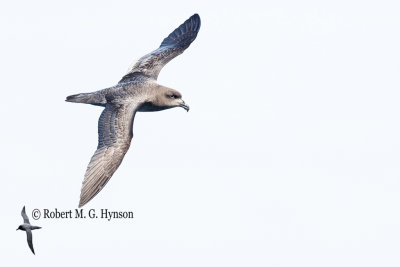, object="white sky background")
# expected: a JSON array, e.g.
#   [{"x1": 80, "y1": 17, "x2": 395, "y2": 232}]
[{"x1": 1, "y1": 0, "x2": 400, "y2": 266}]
